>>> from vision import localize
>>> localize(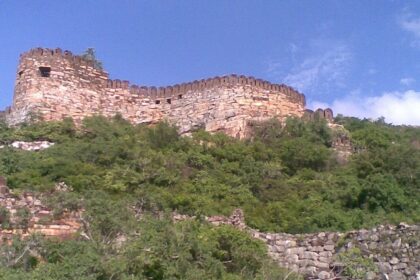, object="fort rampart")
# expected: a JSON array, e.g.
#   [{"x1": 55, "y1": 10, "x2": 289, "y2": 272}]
[{"x1": 4, "y1": 48, "x2": 316, "y2": 138}]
